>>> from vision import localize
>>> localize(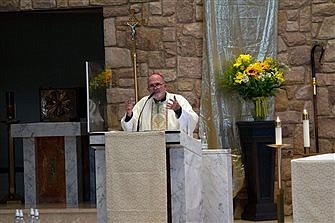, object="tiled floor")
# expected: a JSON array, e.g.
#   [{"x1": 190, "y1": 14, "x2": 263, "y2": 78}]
[
  {"x1": 1, "y1": 203, "x2": 294, "y2": 223},
  {"x1": 0, "y1": 203, "x2": 97, "y2": 223},
  {"x1": 235, "y1": 215, "x2": 293, "y2": 223}
]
